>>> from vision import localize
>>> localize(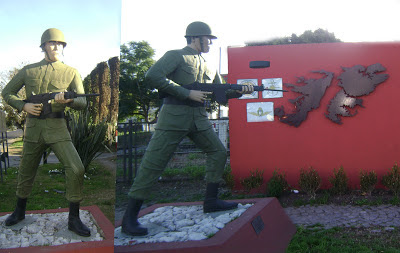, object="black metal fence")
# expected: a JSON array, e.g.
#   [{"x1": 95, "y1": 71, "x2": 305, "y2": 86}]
[
  {"x1": 117, "y1": 119, "x2": 229, "y2": 183},
  {"x1": 0, "y1": 111, "x2": 9, "y2": 183}
]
